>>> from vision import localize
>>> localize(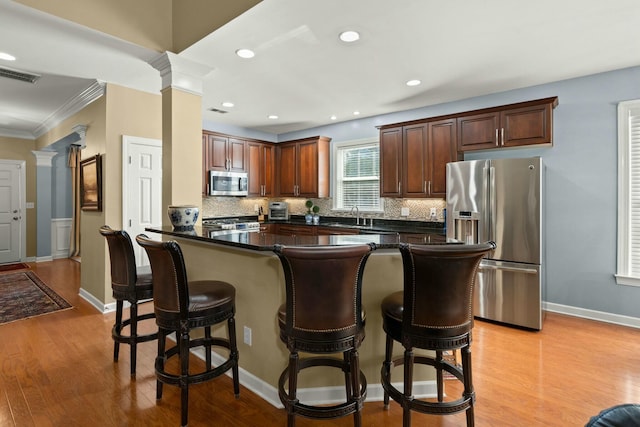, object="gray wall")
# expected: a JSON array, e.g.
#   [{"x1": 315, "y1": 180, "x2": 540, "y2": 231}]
[
  {"x1": 52, "y1": 150, "x2": 72, "y2": 218},
  {"x1": 205, "y1": 65, "x2": 640, "y2": 319}
]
